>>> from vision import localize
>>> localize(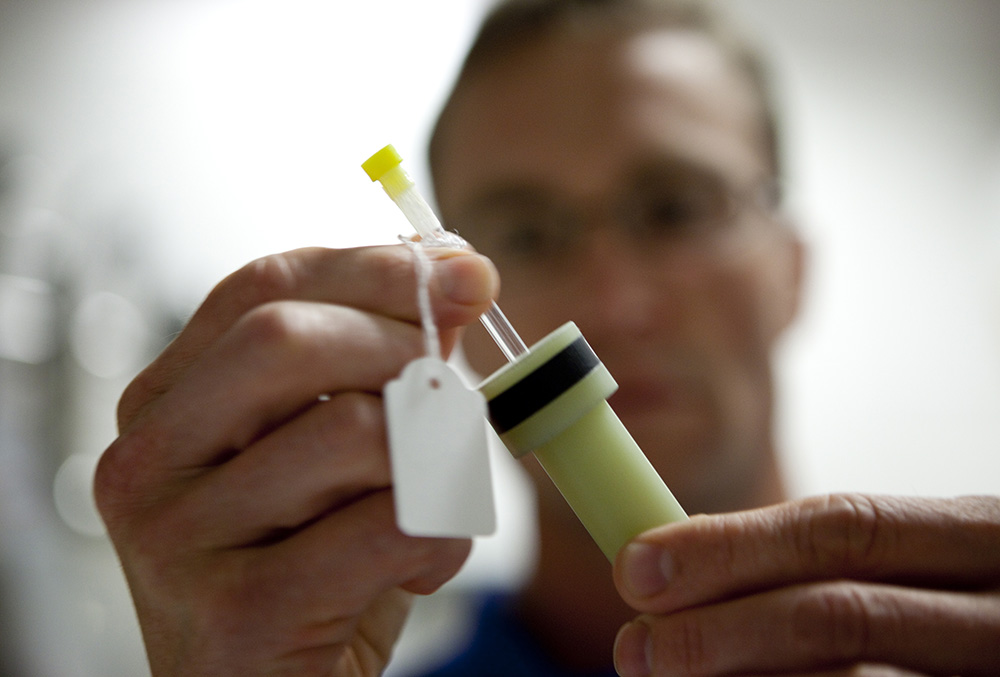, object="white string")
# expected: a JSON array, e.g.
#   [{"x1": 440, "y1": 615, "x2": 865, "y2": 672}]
[{"x1": 401, "y1": 236, "x2": 442, "y2": 360}]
